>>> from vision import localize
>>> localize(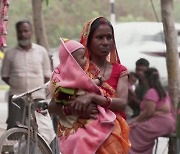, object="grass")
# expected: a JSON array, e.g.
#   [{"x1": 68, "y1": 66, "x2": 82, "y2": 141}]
[{"x1": 0, "y1": 85, "x2": 9, "y2": 91}]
